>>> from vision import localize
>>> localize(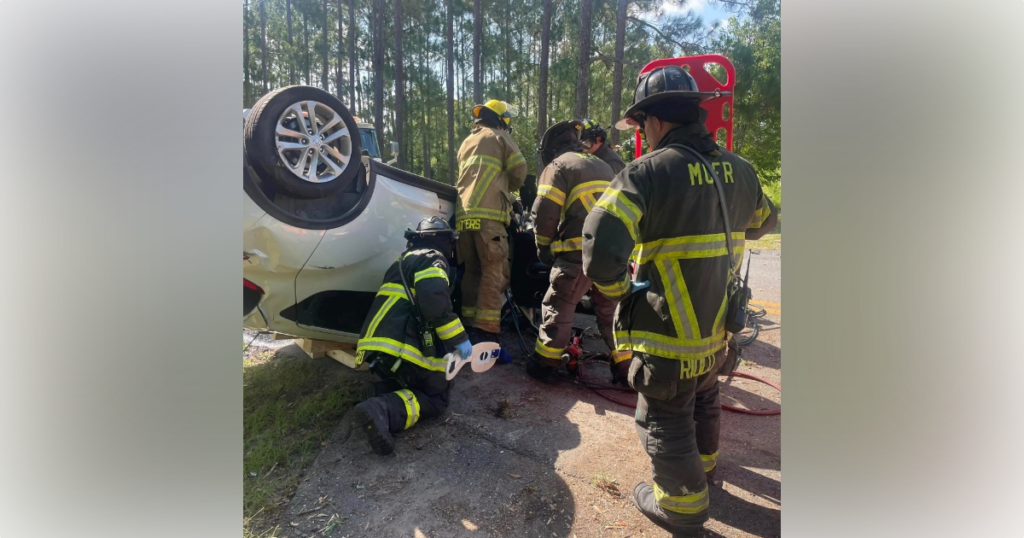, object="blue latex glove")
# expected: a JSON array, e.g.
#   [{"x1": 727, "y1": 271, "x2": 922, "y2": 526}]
[
  {"x1": 455, "y1": 340, "x2": 474, "y2": 361},
  {"x1": 497, "y1": 348, "x2": 513, "y2": 365},
  {"x1": 630, "y1": 280, "x2": 651, "y2": 294}
]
